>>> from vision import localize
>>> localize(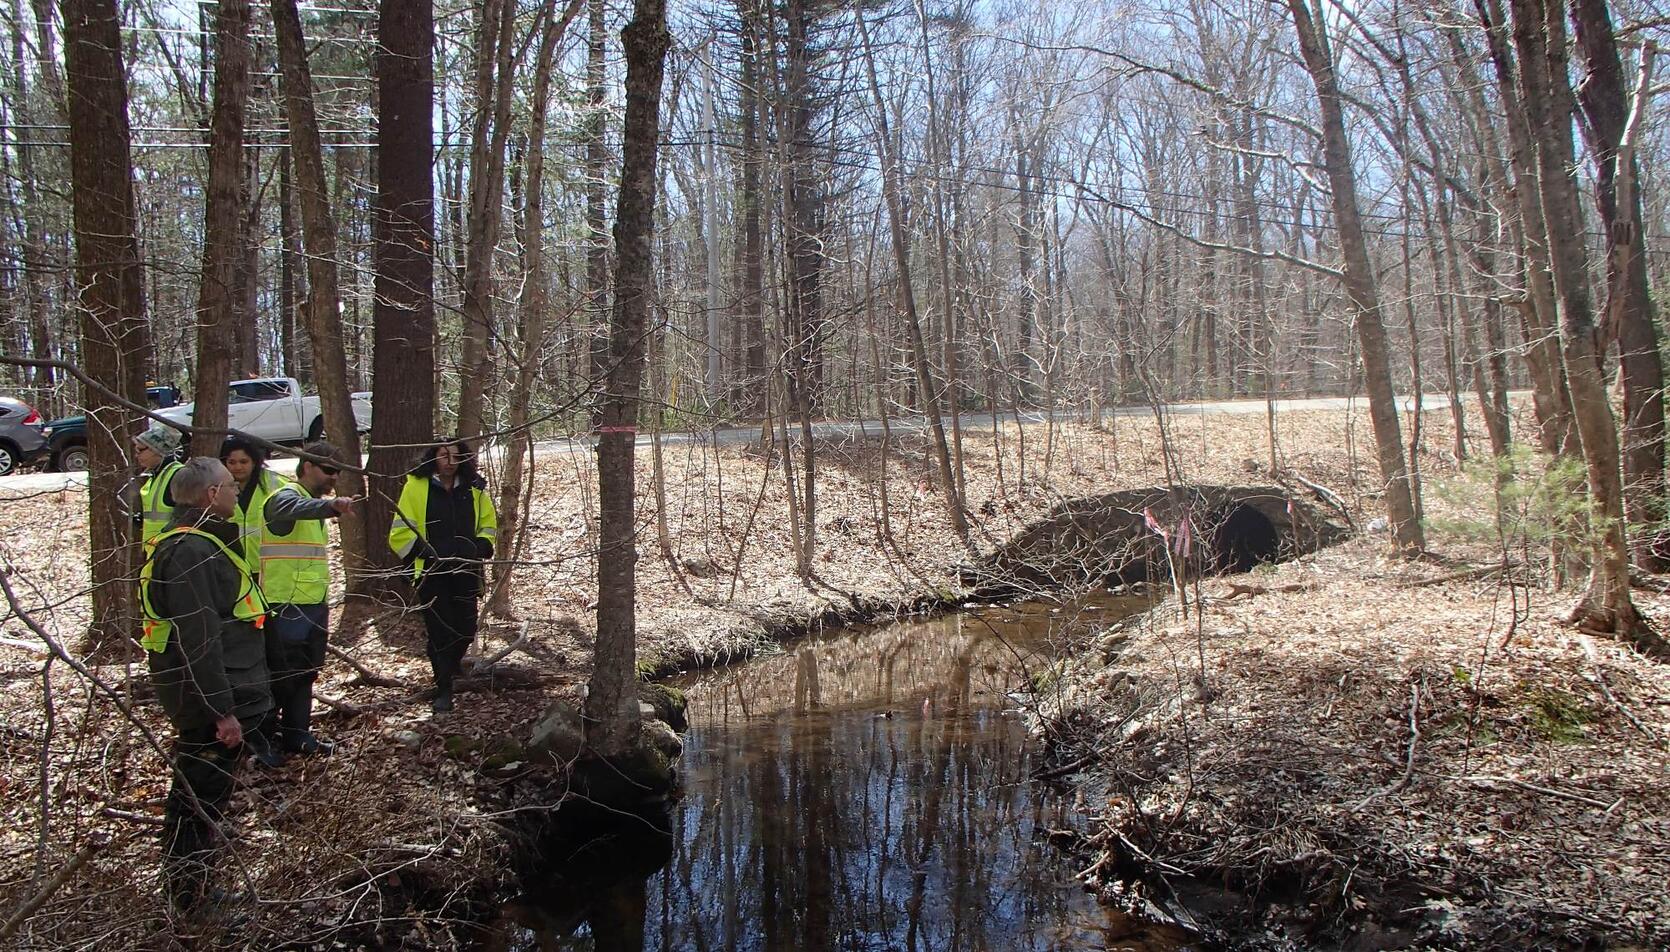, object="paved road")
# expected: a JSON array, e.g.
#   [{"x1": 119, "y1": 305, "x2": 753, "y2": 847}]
[{"x1": 0, "y1": 390, "x2": 1516, "y2": 497}]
